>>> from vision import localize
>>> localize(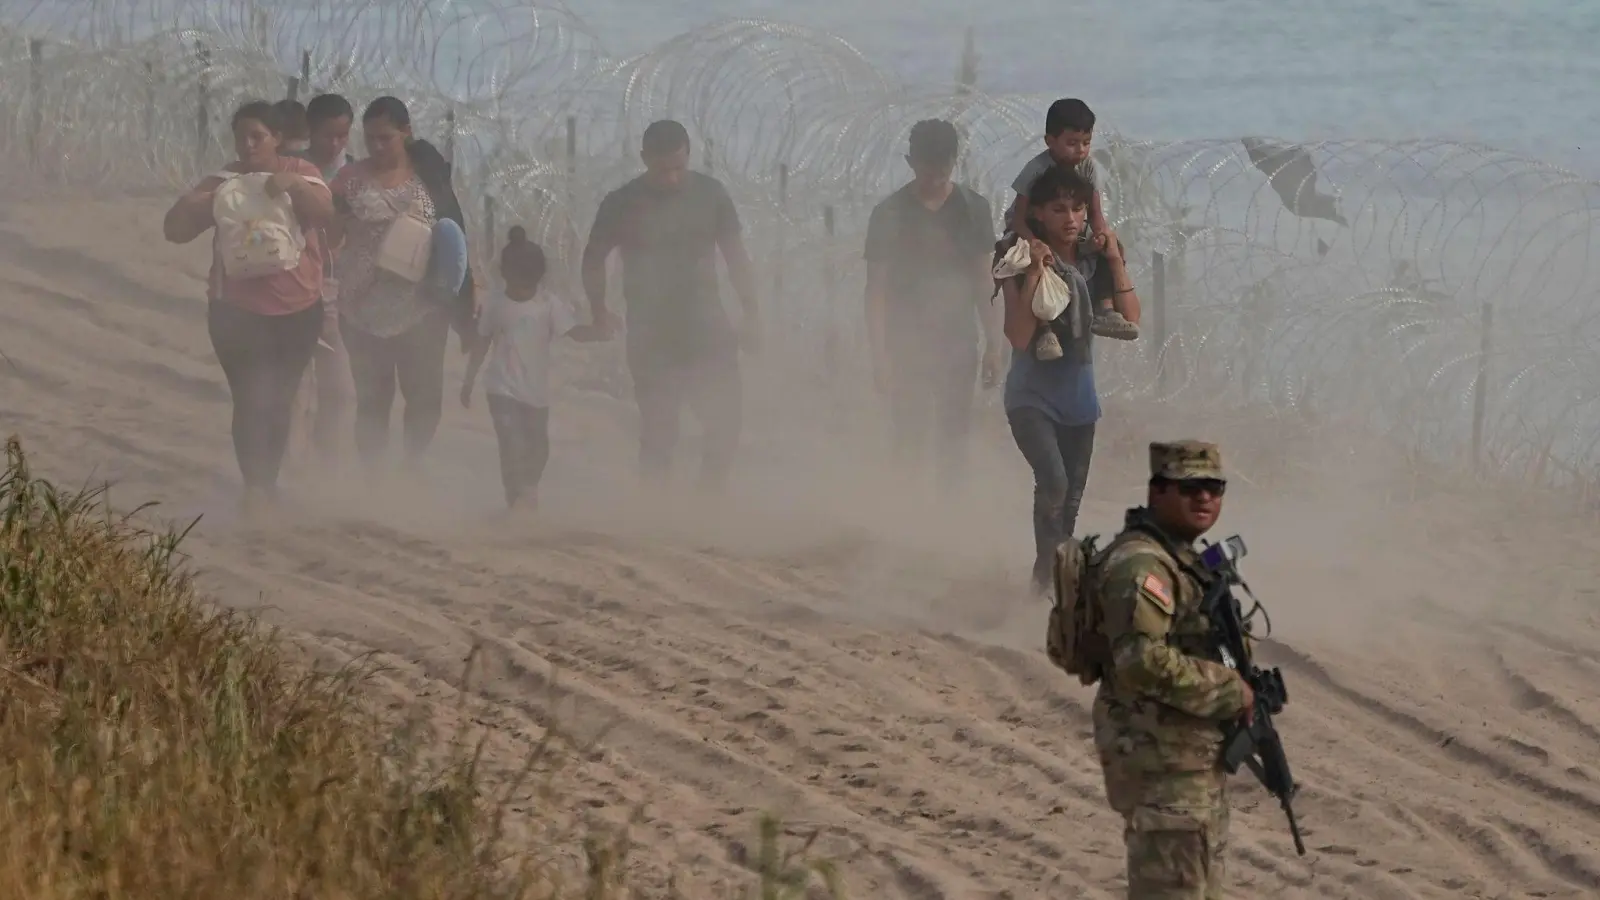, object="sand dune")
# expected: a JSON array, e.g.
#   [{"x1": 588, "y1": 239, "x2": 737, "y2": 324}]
[{"x1": 3, "y1": 195, "x2": 1599, "y2": 898}]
